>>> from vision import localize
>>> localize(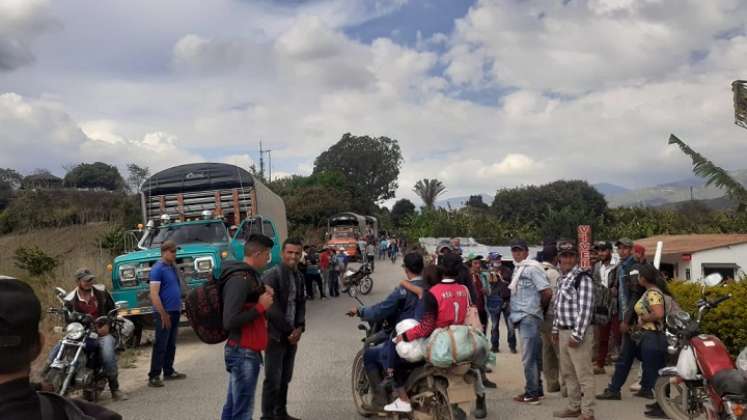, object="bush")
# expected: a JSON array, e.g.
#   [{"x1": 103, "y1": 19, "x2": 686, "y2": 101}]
[
  {"x1": 14, "y1": 245, "x2": 58, "y2": 277},
  {"x1": 98, "y1": 227, "x2": 127, "y2": 256},
  {"x1": 669, "y1": 281, "x2": 747, "y2": 355}
]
